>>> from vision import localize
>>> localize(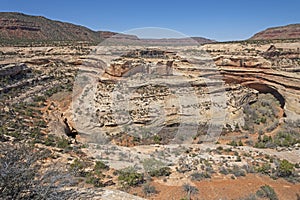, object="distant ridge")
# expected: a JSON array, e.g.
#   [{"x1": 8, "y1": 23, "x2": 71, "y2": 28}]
[
  {"x1": 0, "y1": 12, "x2": 115, "y2": 43},
  {"x1": 249, "y1": 24, "x2": 300, "y2": 40},
  {"x1": 0, "y1": 12, "x2": 214, "y2": 45}
]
